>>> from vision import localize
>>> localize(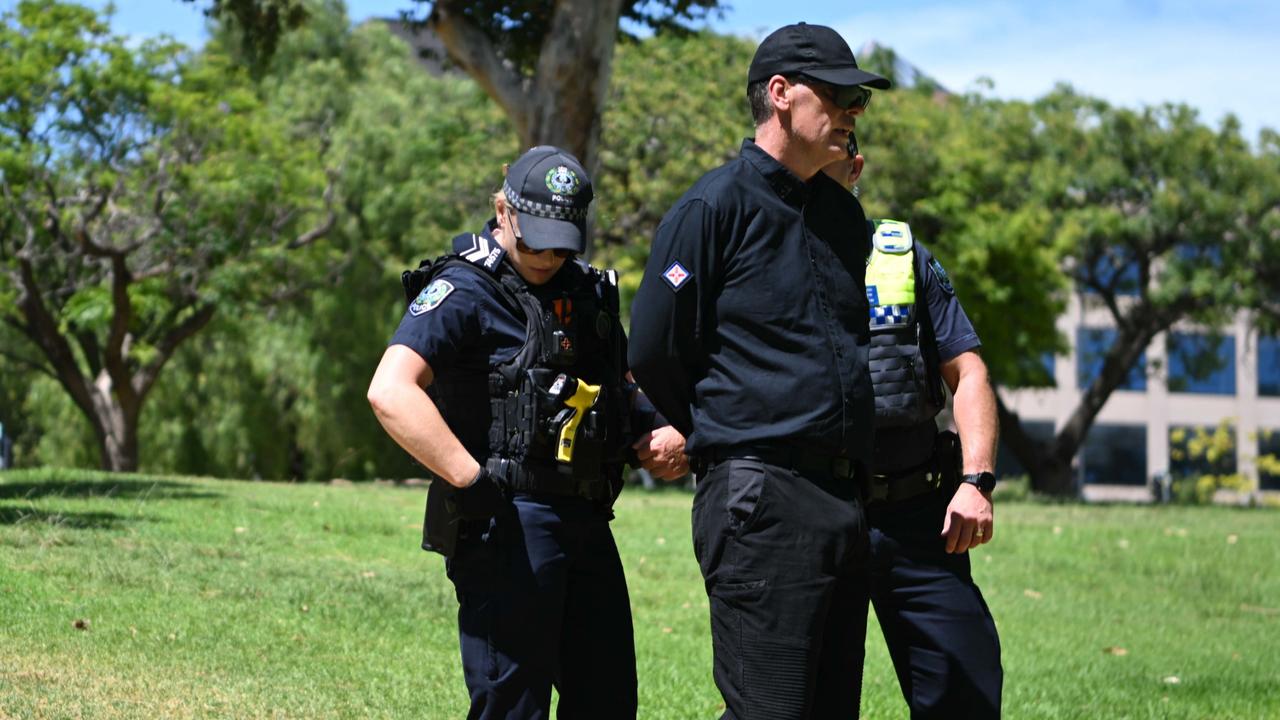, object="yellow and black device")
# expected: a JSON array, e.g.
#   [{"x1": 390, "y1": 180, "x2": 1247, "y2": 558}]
[{"x1": 551, "y1": 374, "x2": 601, "y2": 463}]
